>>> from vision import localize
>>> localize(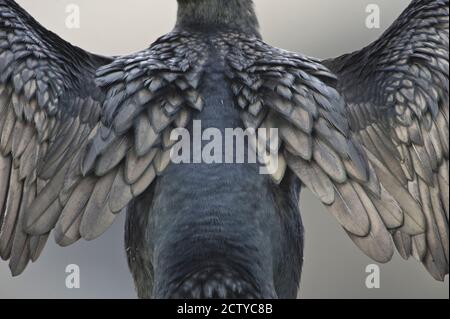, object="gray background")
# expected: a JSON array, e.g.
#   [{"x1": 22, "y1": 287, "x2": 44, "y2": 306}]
[{"x1": 0, "y1": 0, "x2": 448, "y2": 299}]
